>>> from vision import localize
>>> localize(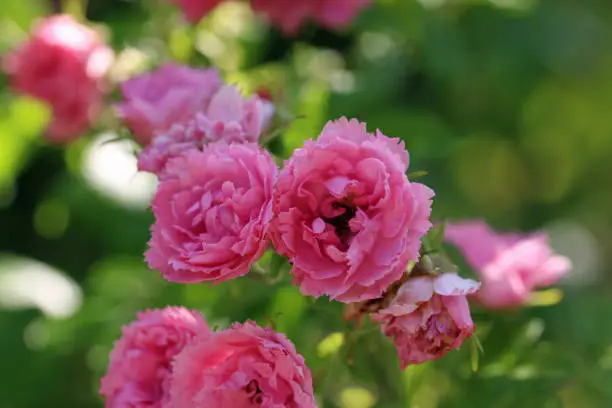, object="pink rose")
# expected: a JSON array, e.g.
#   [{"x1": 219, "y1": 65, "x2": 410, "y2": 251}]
[
  {"x1": 168, "y1": 0, "x2": 224, "y2": 23},
  {"x1": 169, "y1": 321, "x2": 316, "y2": 408},
  {"x1": 145, "y1": 142, "x2": 278, "y2": 284},
  {"x1": 371, "y1": 273, "x2": 480, "y2": 368},
  {"x1": 270, "y1": 117, "x2": 434, "y2": 303},
  {"x1": 251, "y1": 0, "x2": 372, "y2": 34},
  {"x1": 100, "y1": 307, "x2": 209, "y2": 408},
  {"x1": 138, "y1": 85, "x2": 275, "y2": 176},
  {"x1": 444, "y1": 220, "x2": 572, "y2": 309},
  {"x1": 117, "y1": 63, "x2": 222, "y2": 145},
  {"x1": 3, "y1": 14, "x2": 113, "y2": 143}
]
